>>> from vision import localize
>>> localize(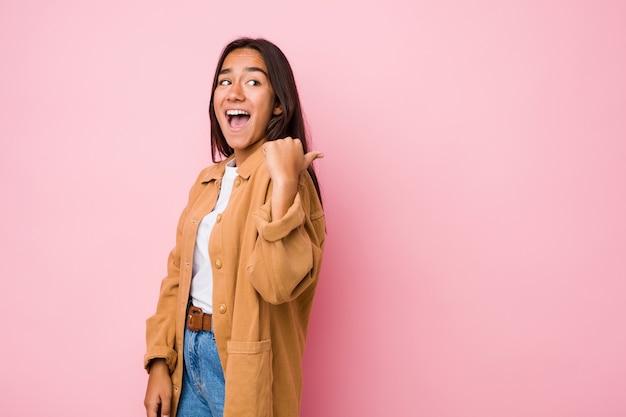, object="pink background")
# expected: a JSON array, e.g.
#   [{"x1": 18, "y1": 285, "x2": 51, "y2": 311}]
[{"x1": 2, "y1": 1, "x2": 625, "y2": 416}]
